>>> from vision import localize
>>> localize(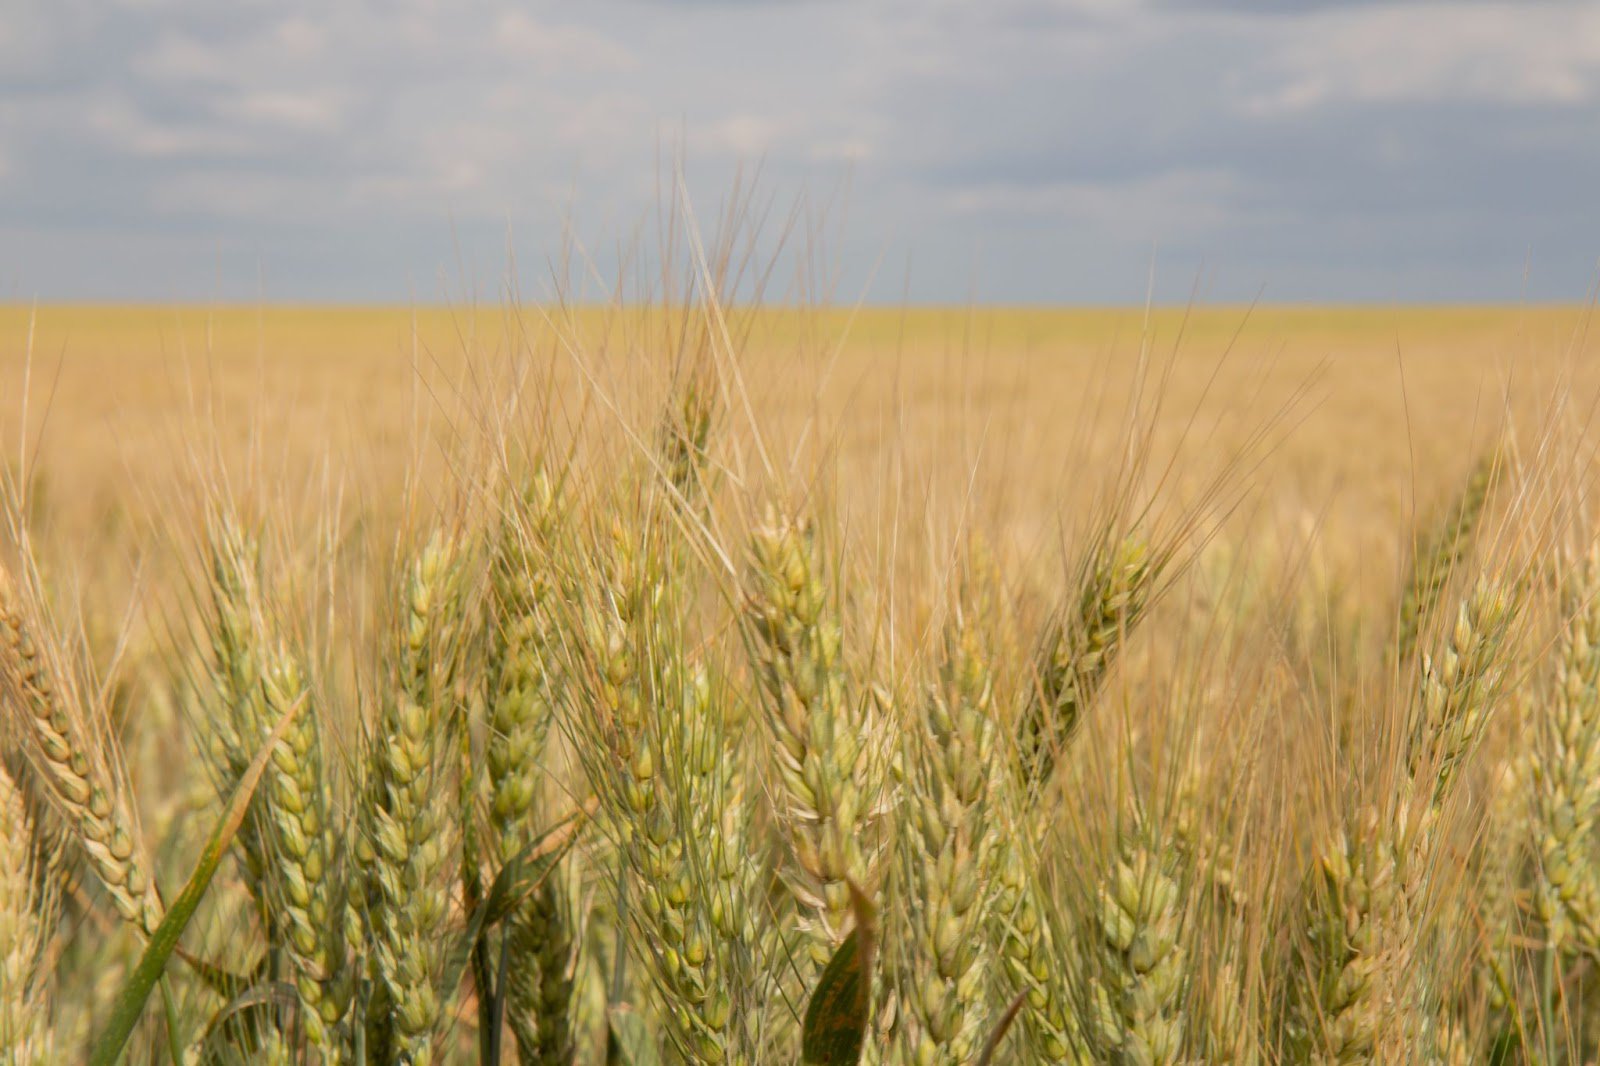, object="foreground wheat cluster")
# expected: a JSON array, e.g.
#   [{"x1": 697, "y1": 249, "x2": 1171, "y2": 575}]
[{"x1": 3, "y1": 312, "x2": 1600, "y2": 1066}]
